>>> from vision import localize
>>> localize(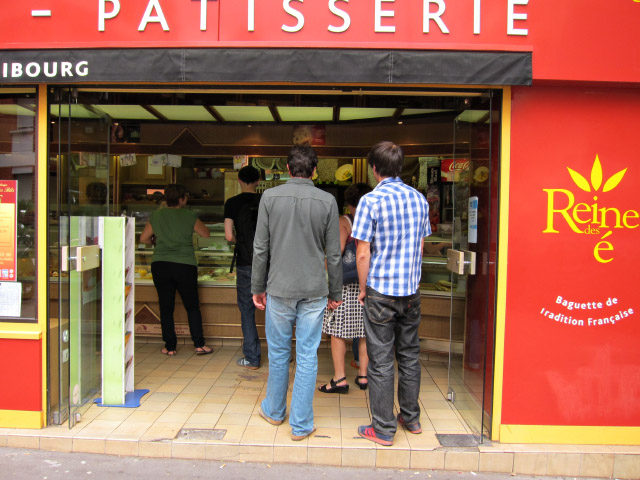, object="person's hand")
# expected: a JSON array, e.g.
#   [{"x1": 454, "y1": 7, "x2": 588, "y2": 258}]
[
  {"x1": 327, "y1": 299, "x2": 342, "y2": 310},
  {"x1": 253, "y1": 293, "x2": 267, "y2": 310},
  {"x1": 358, "y1": 289, "x2": 366, "y2": 305}
]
